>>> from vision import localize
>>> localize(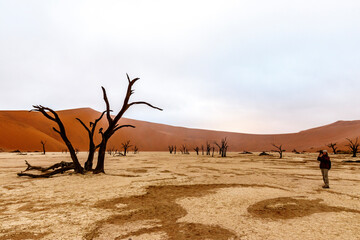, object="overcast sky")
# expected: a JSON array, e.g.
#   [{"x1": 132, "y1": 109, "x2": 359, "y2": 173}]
[{"x1": 1, "y1": 0, "x2": 360, "y2": 134}]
